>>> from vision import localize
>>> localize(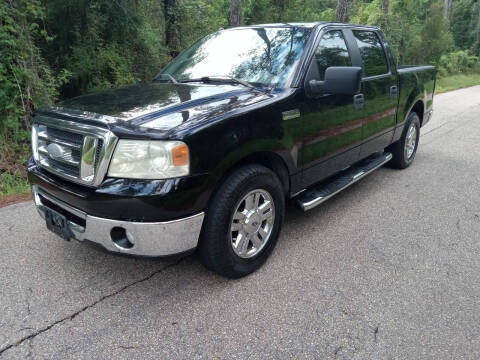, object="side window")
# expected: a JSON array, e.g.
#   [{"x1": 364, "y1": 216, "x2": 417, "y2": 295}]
[
  {"x1": 352, "y1": 30, "x2": 389, "y2": 77},
  {"x1": 312, "y1": 30, "x2": 352, "y2": 80}
]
